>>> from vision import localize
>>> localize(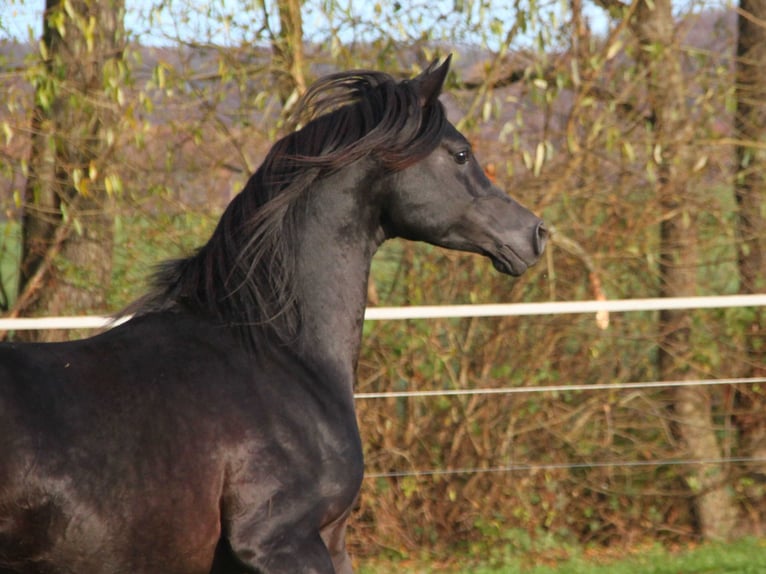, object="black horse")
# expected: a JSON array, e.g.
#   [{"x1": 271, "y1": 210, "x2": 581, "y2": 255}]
[{"x1": 0, "y1": 57, "x2": 546, "y2": 574}]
